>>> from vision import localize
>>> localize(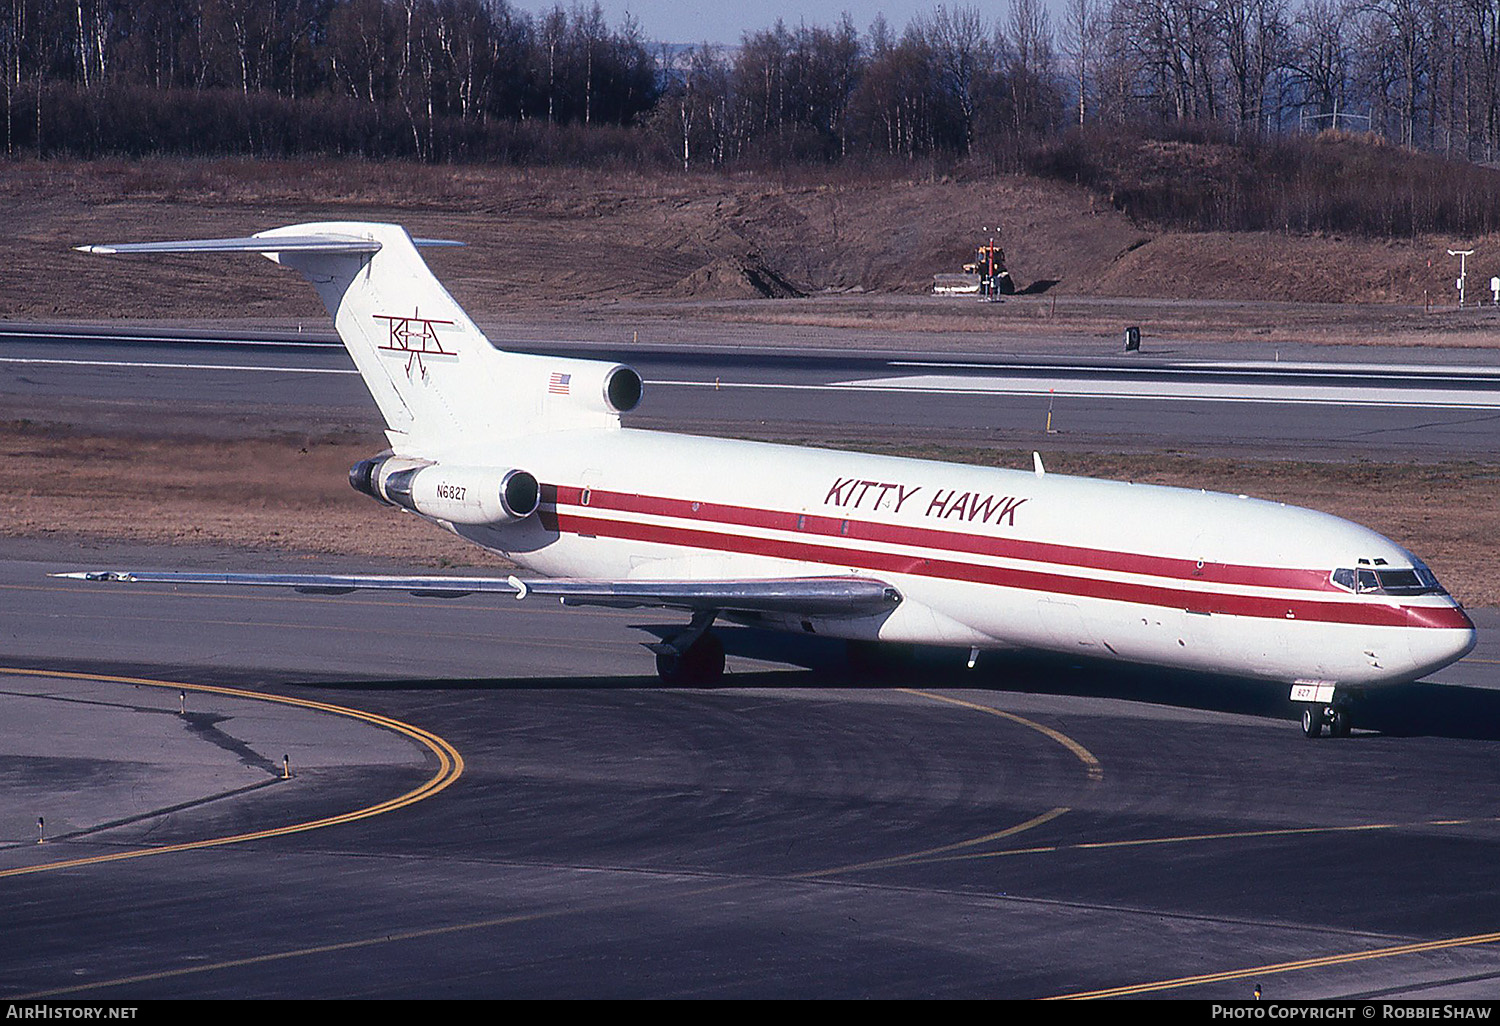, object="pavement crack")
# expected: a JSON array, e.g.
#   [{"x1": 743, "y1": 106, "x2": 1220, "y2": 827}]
[{"x1": 178, "y1": 711, "x2": 283, "y2": 775}]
